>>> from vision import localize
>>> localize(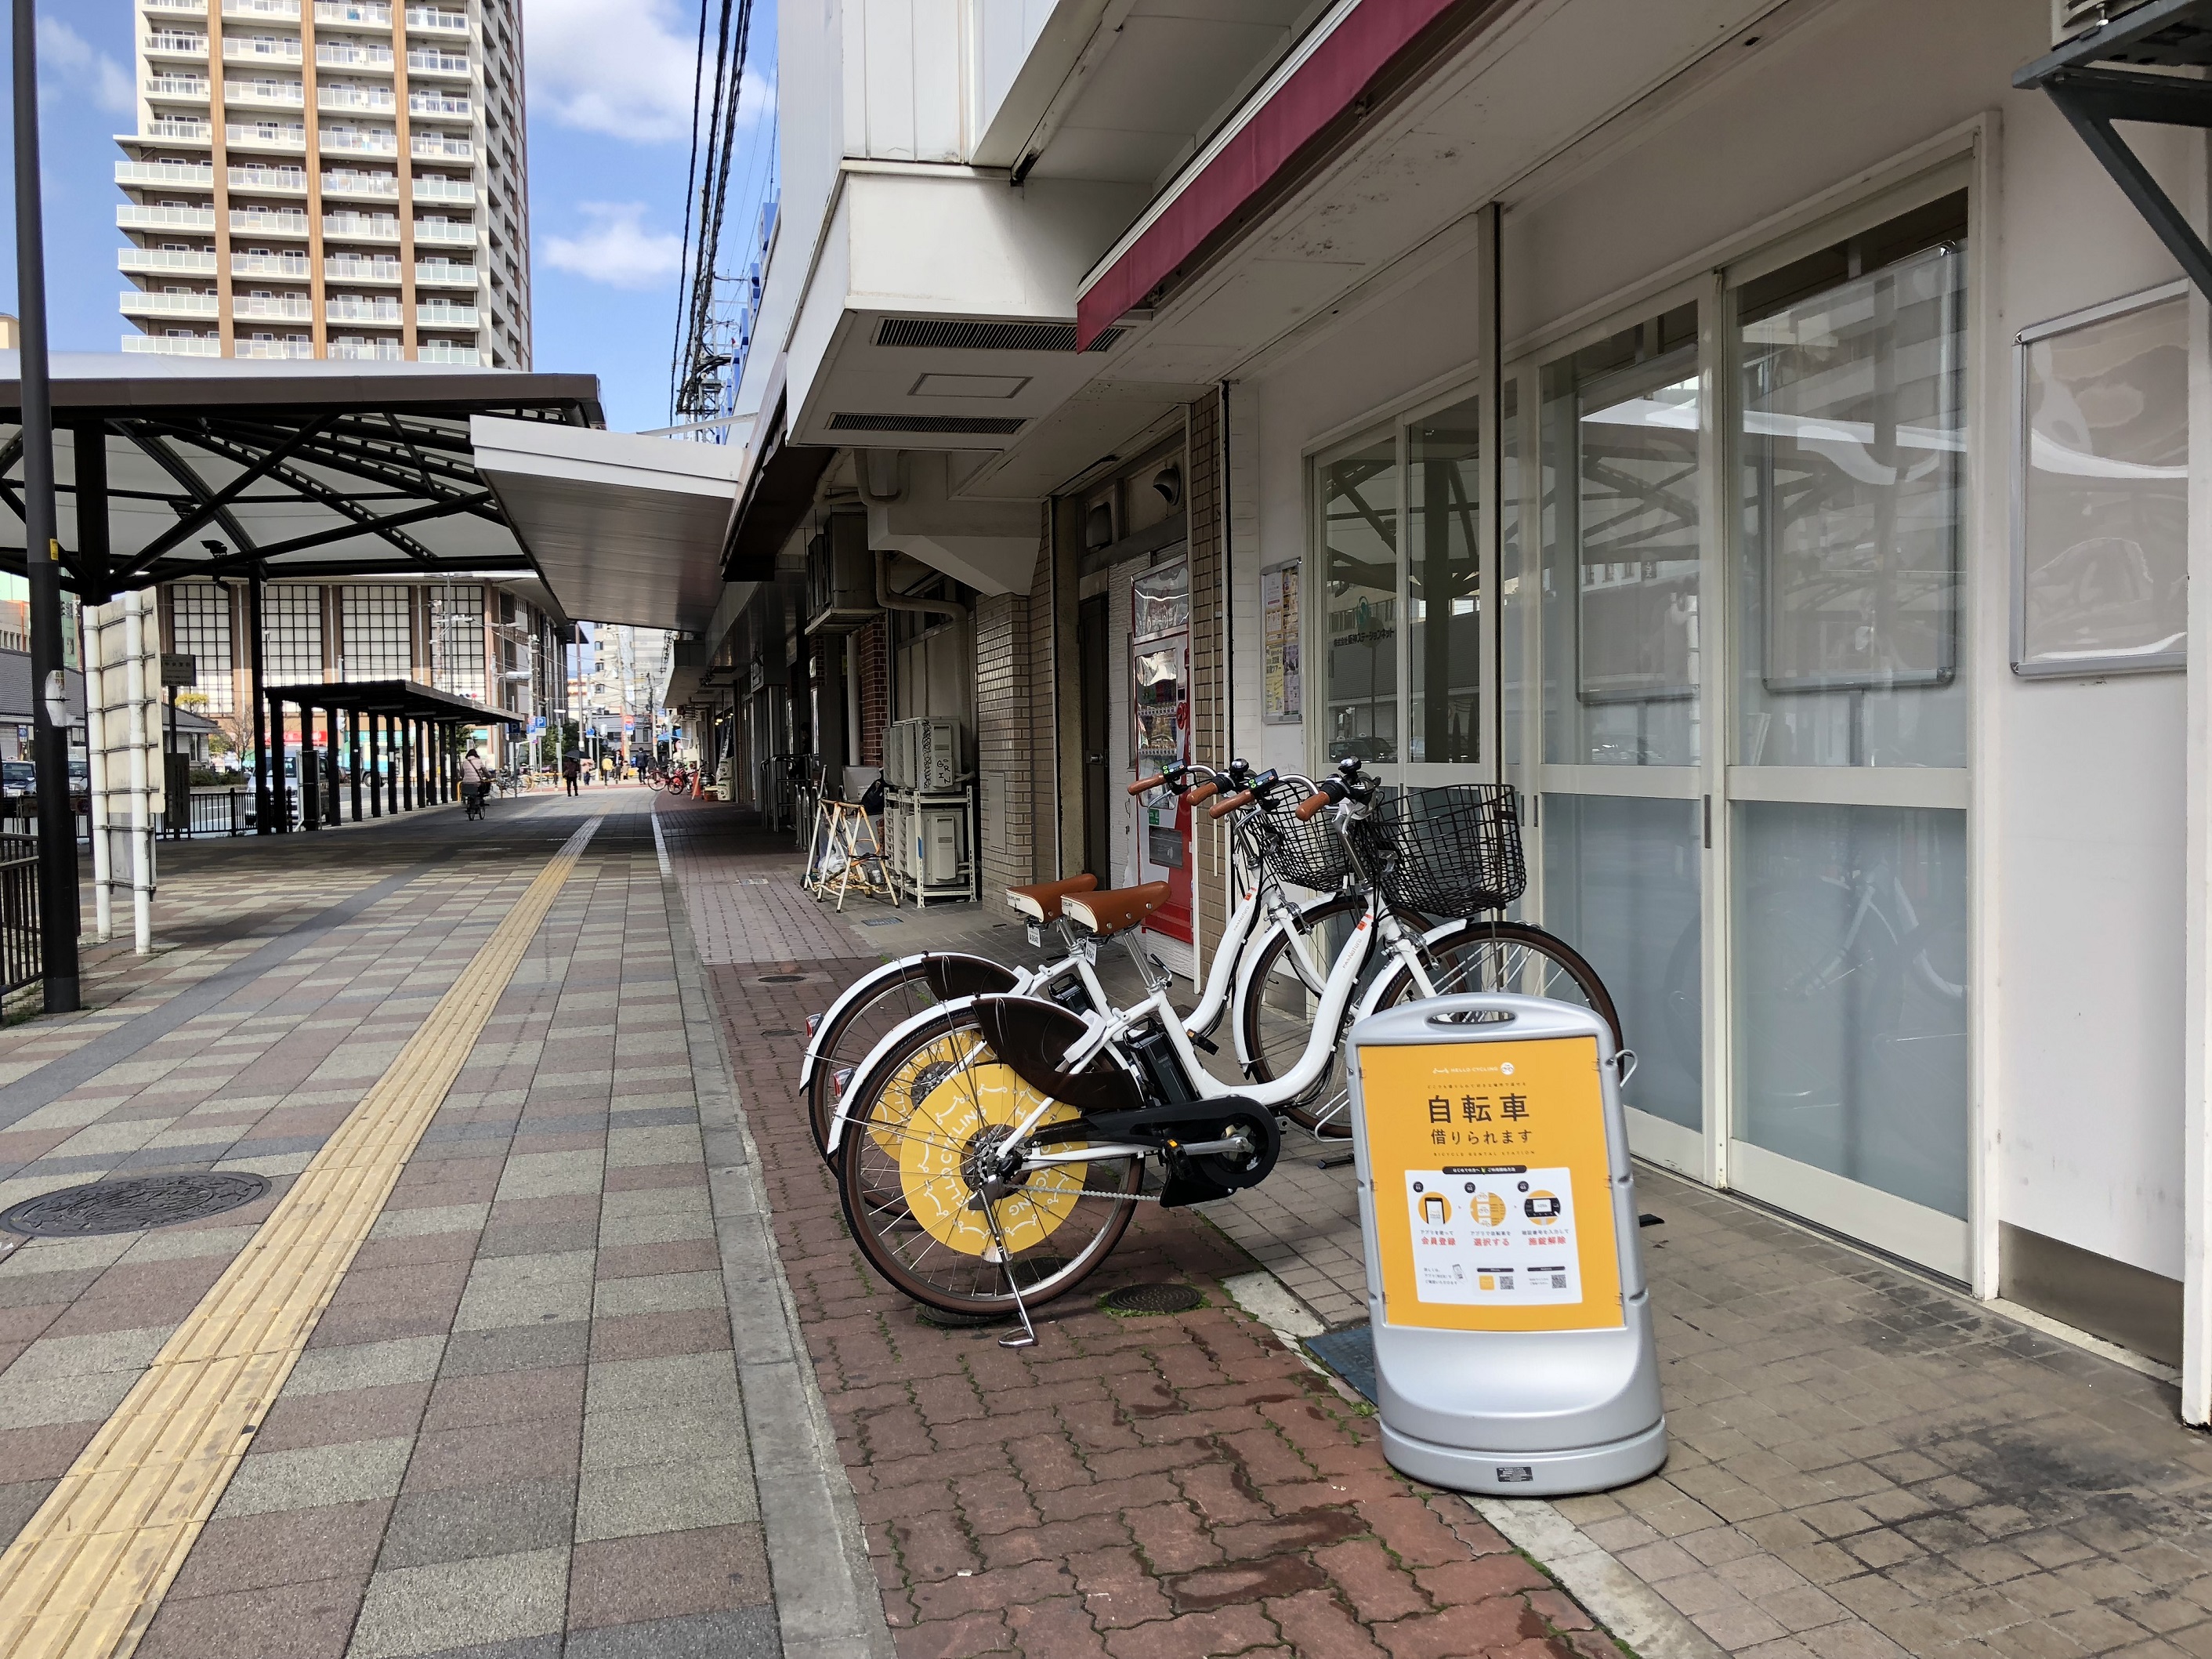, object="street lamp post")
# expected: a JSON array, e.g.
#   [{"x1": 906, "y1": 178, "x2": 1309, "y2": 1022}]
[{"x1": 13, "y1": 0, "x2": 81, "y2": 1013}]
